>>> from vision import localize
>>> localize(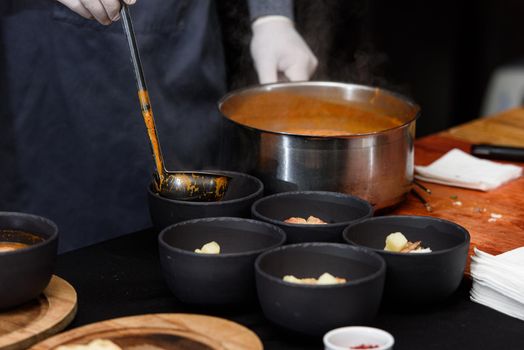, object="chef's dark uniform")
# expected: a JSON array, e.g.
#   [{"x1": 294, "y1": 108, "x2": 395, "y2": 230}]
[{"x1": 0, "y1": 0, "x2": 227, "y2": 251}]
